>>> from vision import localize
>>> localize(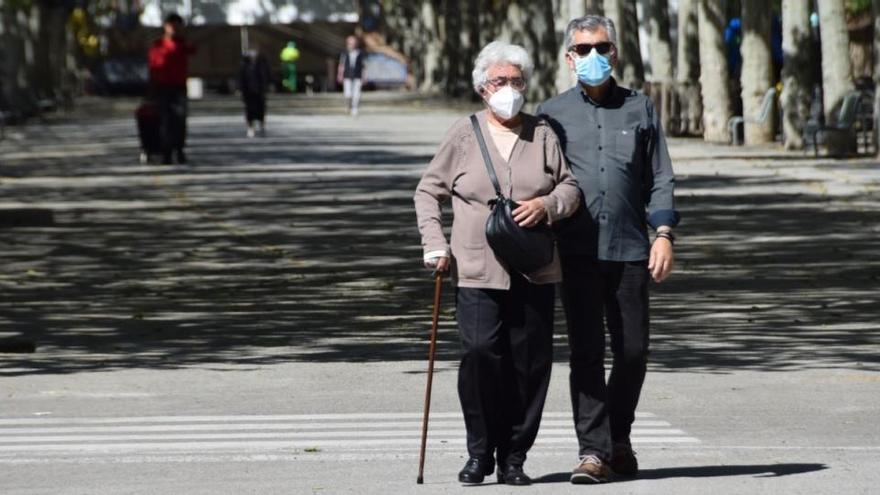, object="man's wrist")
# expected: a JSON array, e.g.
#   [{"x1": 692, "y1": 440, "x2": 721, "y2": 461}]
[{"x1": 655, "y1": 230, "x2": 675, "y2": 245}]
